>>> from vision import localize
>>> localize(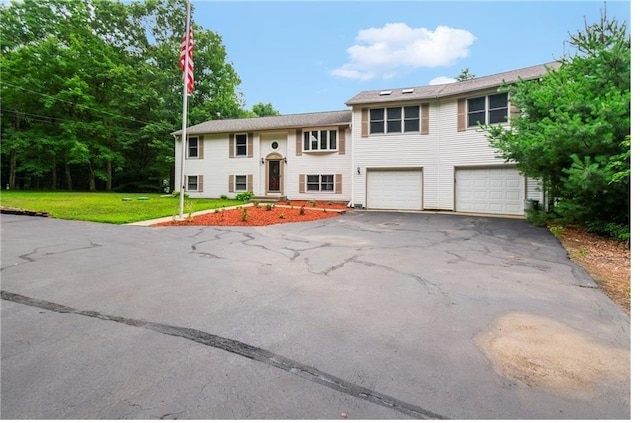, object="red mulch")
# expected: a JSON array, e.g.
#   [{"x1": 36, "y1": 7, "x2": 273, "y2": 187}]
[{"x1": 154, "y1": 205, "x2": 345, "y2": 227}]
